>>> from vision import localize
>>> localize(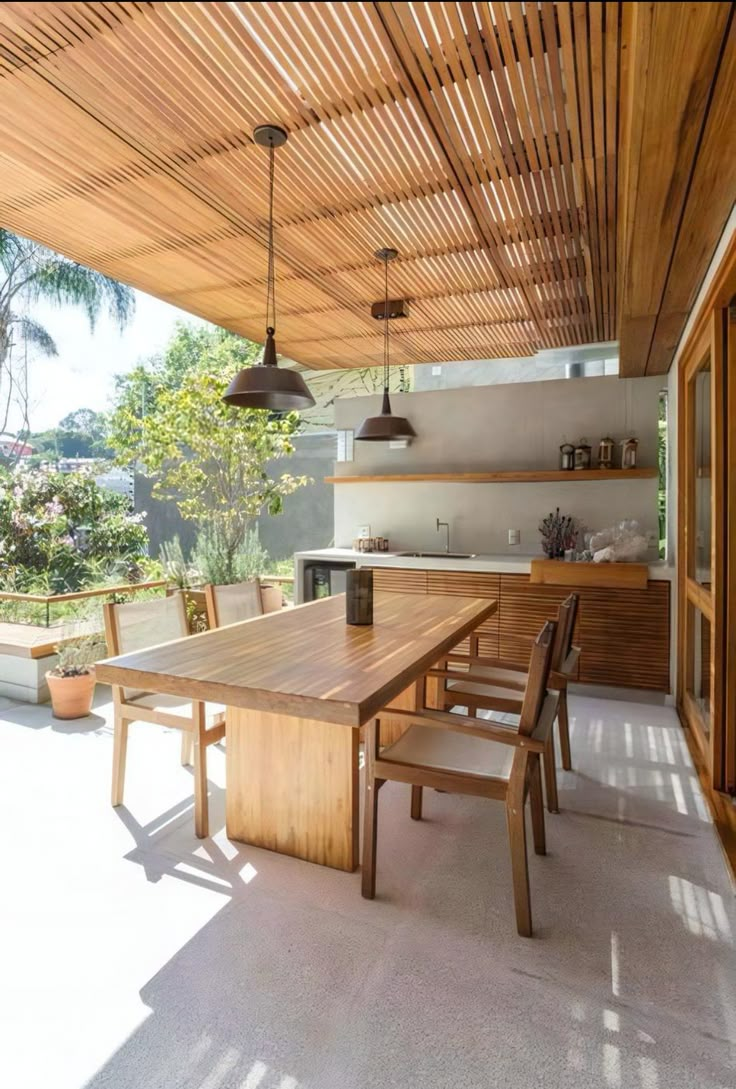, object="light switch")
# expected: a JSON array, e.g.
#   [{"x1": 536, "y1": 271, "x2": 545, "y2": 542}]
[{"x1": 508, "y1": 529, "x2": 521, "y2": 546}]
